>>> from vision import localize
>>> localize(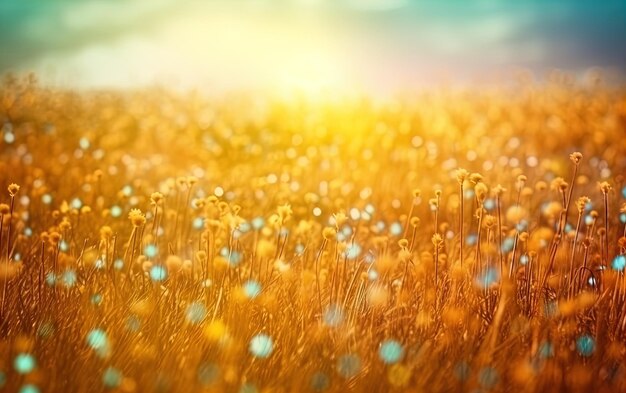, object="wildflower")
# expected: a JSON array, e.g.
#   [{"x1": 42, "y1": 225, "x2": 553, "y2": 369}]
[
  {"x1": 576, "y1": 196, "x2": 591, "y2": 214},
  {"x1": 150, "y1": 192, "x2": 164, "y2": 205},
  {"x1": 432, "y1": 233, "x2": 443, "y2": 248},
  {"x1": 322, "y1": 227, "x2": 336, "y2": 241},
  {"x1": 475, "y1": 182, "x2": 488, "y2": 202},
  {"x1": 599, "y1": 181, "x2": 612, "y2": 194},
  {"x1": 128, "y1": 209, "x2": 146, "y2": 227},
  {"x1": 8, "y1": 183, "x2": 20, "y2": 197},
  {"x1": 569, "y1": 151, "x2": 583, "y2": 164},
  {"x1": 456, "y1": 168, "x2": 469, "y2": 184},
  {"x1": 551, "y1": 177, "x2": 568, "y2": 192},
  {"x1": 277, "y1": 204, "x2": 292, "y2": 222}
]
